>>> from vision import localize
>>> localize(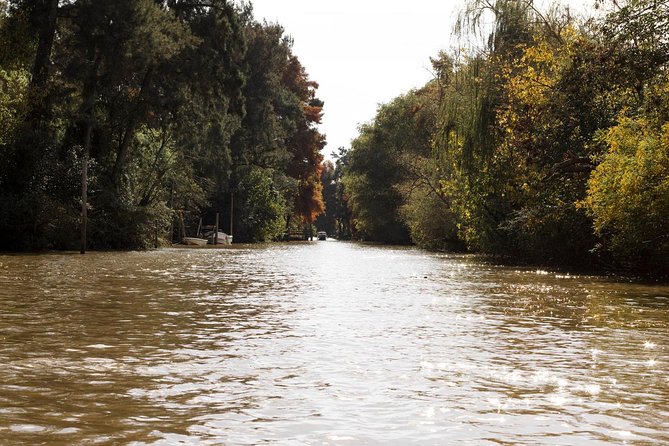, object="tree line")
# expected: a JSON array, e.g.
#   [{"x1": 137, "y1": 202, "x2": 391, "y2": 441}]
[
  {"x1": 2, "y1": 0, "x2": 667, "y2": 278},
  {"x1": 0, "y1": 0, "x2": 325, "y2": 249},
  {"x1": 335, "y1": 0, "x2": 668, "y2": 278}
]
